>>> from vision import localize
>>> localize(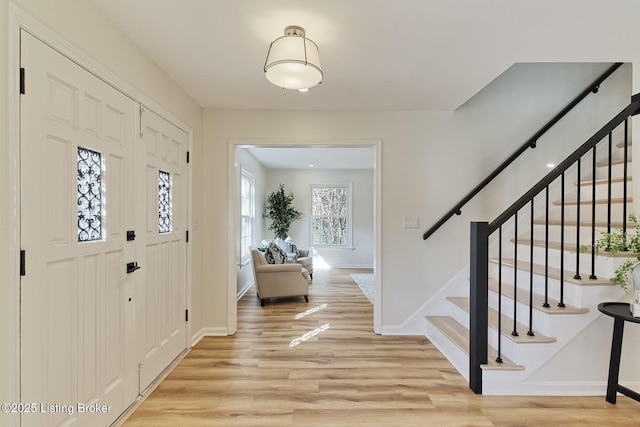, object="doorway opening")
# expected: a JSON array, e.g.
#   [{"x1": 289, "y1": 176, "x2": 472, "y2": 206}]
[{"x1": 227, "y1": 140, "x2": 382, "y2": 334}]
